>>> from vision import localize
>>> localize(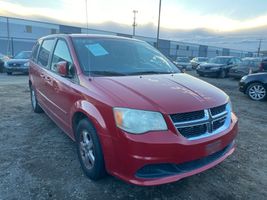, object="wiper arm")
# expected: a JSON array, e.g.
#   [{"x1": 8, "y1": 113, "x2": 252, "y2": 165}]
[
  {"x1": 128, "y1": 71, "x2": 172, "y2": 75},
  {"x1": 90, "y1": 71, "x2": 127, "y2": 76}
]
